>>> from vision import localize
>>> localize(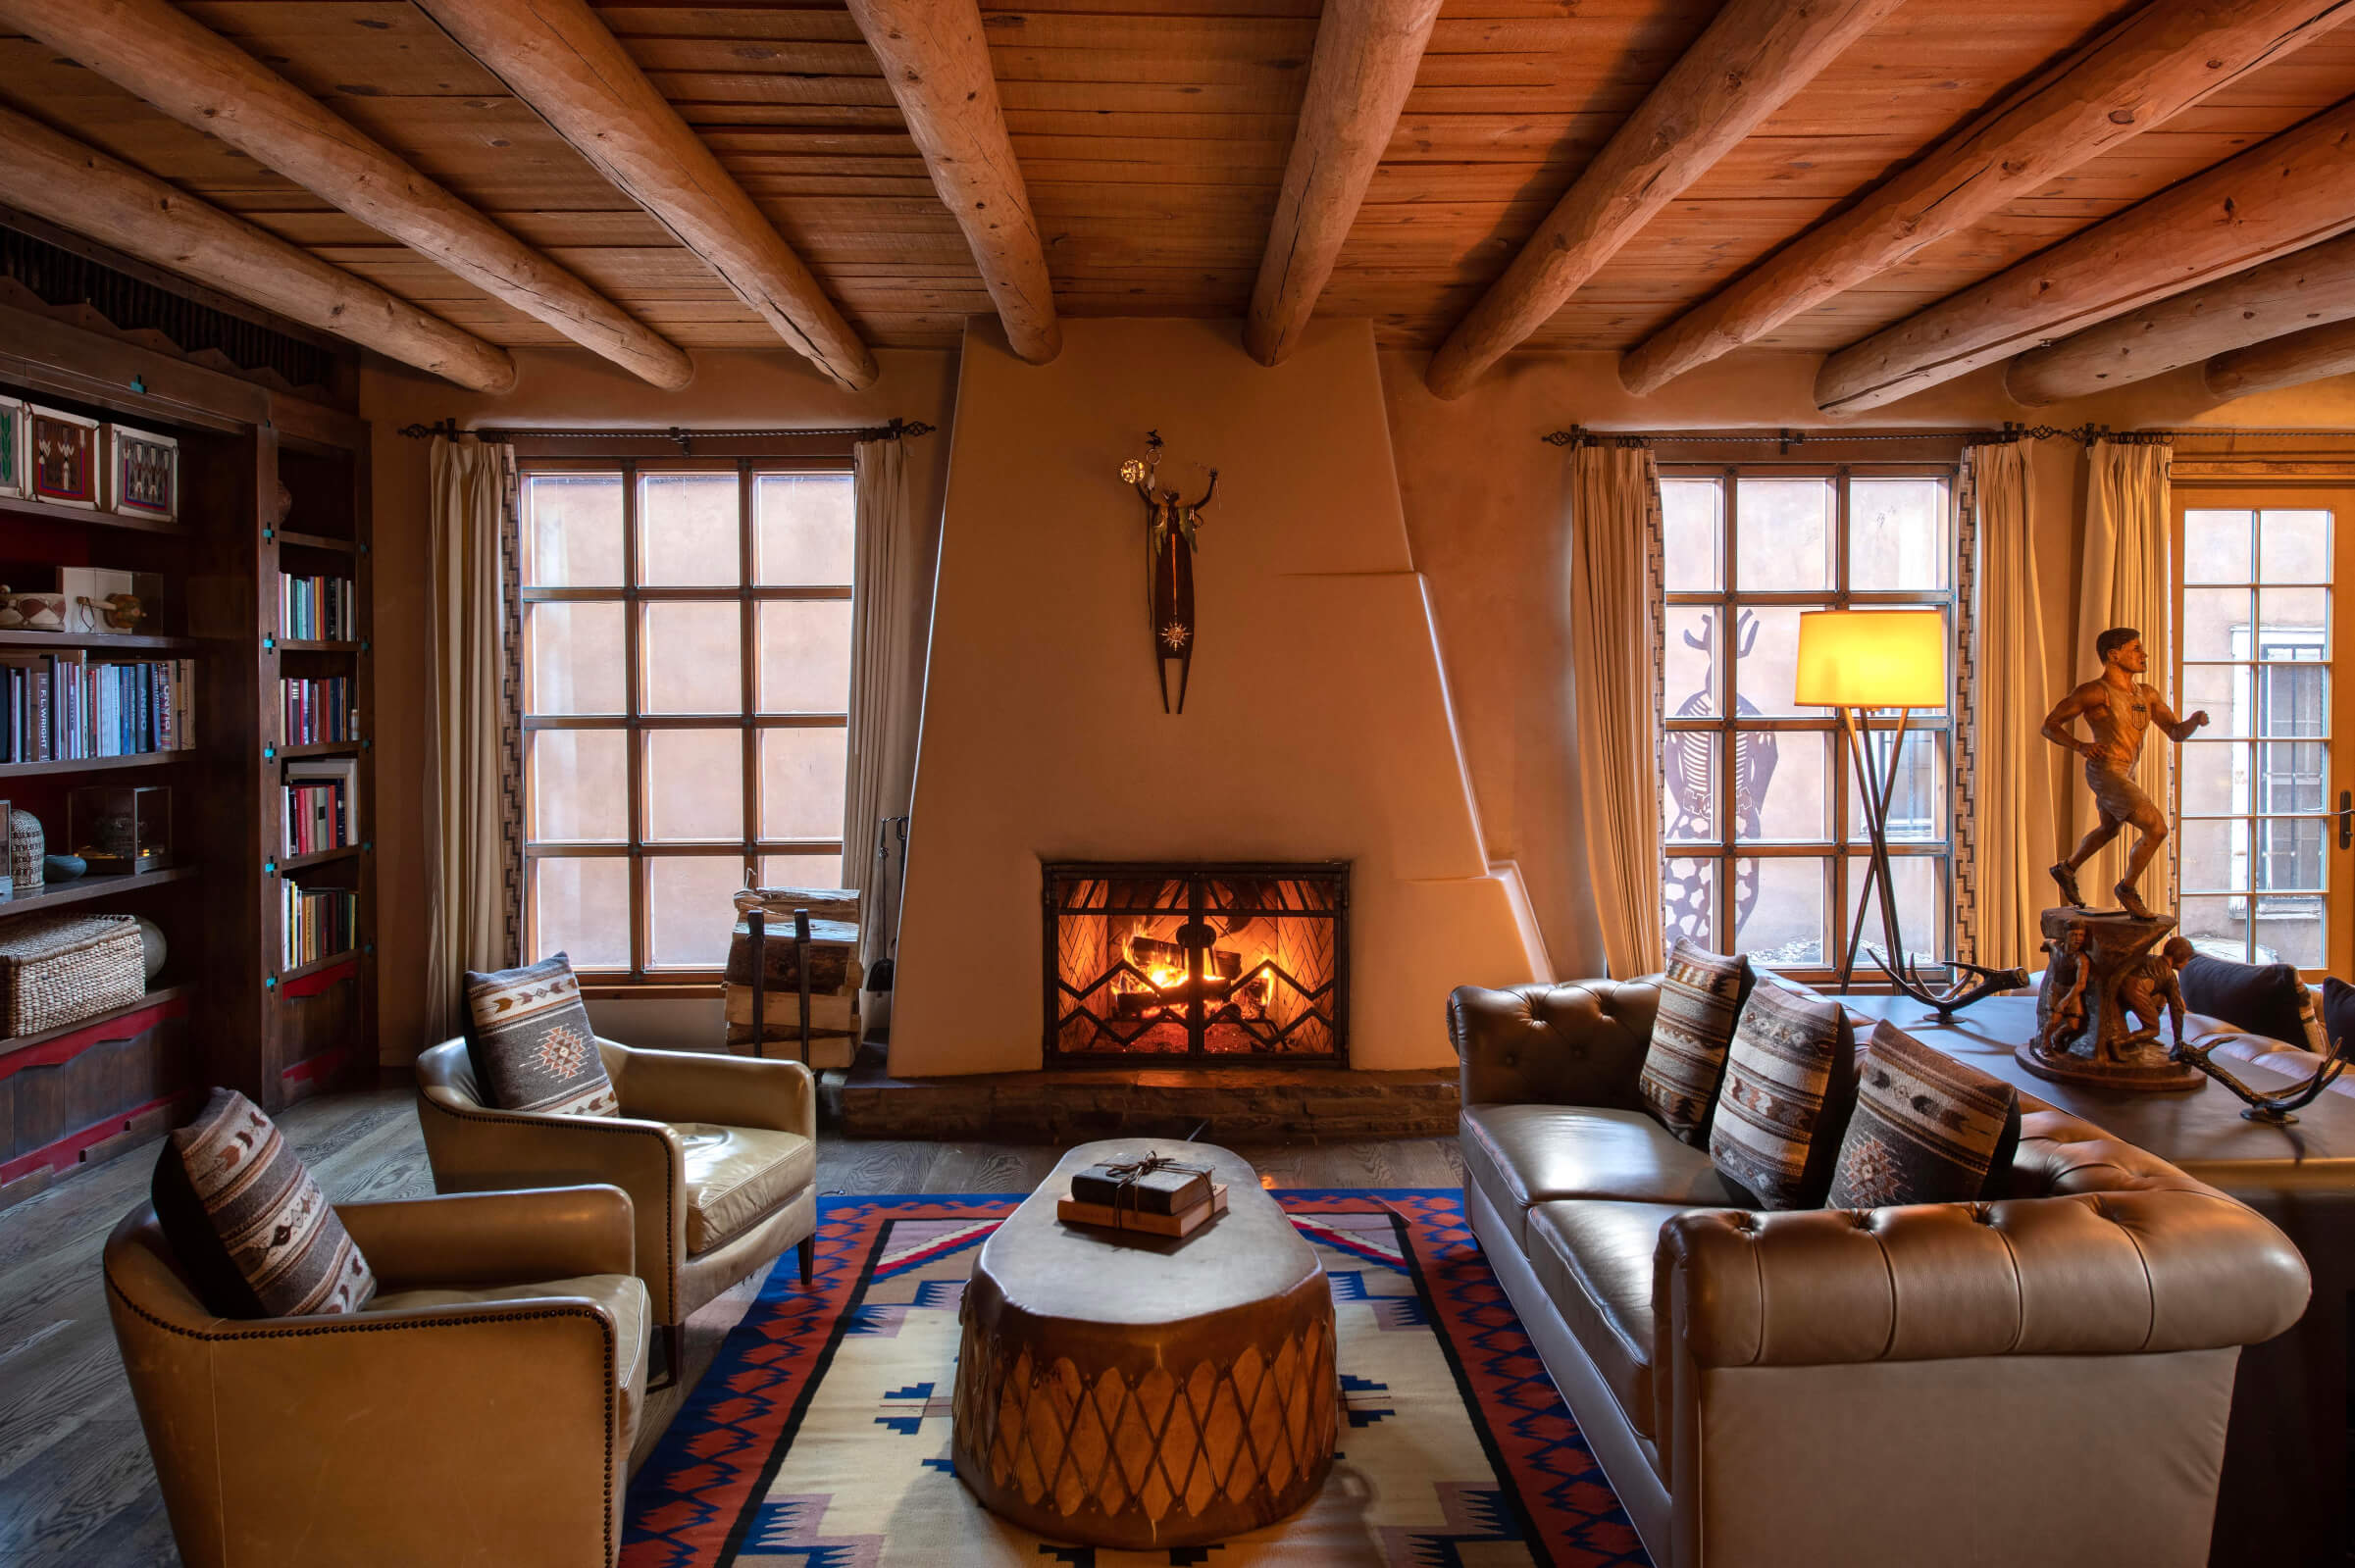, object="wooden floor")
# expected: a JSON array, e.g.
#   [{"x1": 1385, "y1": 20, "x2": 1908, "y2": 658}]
[{"x1": 0, "y1": 1087, "x2": 1465, "y2": 1566}]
